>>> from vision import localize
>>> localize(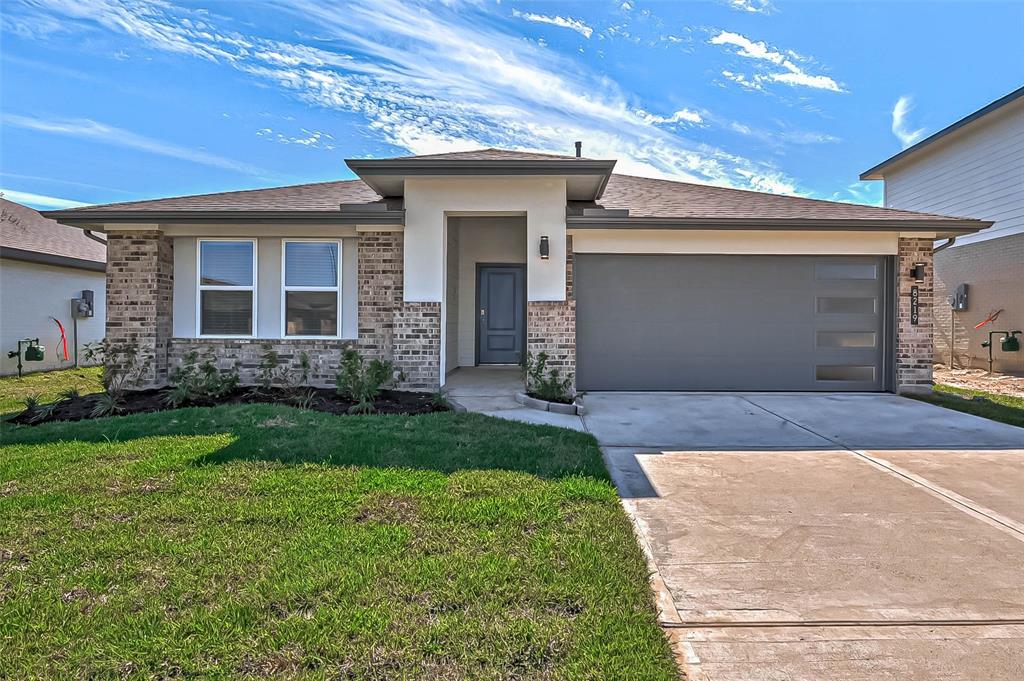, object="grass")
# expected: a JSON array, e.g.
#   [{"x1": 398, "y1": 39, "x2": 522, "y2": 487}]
[
  {"x1": 911, "y1": 383, "x2": 1024, "y2": 429},
  {"x1": 0, "y1": 366, "x2": 103, "y2": 417},
  {"x1": 0, "y1": 404, "x2": 677, "y2": 679}
]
